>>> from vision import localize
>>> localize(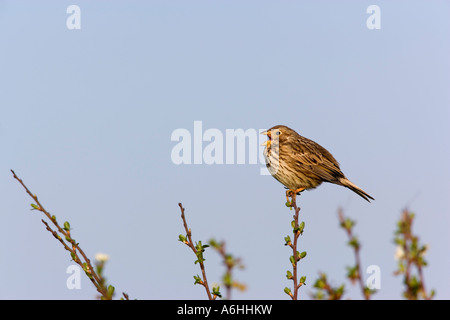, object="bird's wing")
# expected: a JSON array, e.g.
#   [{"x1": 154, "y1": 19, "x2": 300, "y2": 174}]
[{"x1": 290, "y1": 137, "x2": 344, "y2": 183}]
